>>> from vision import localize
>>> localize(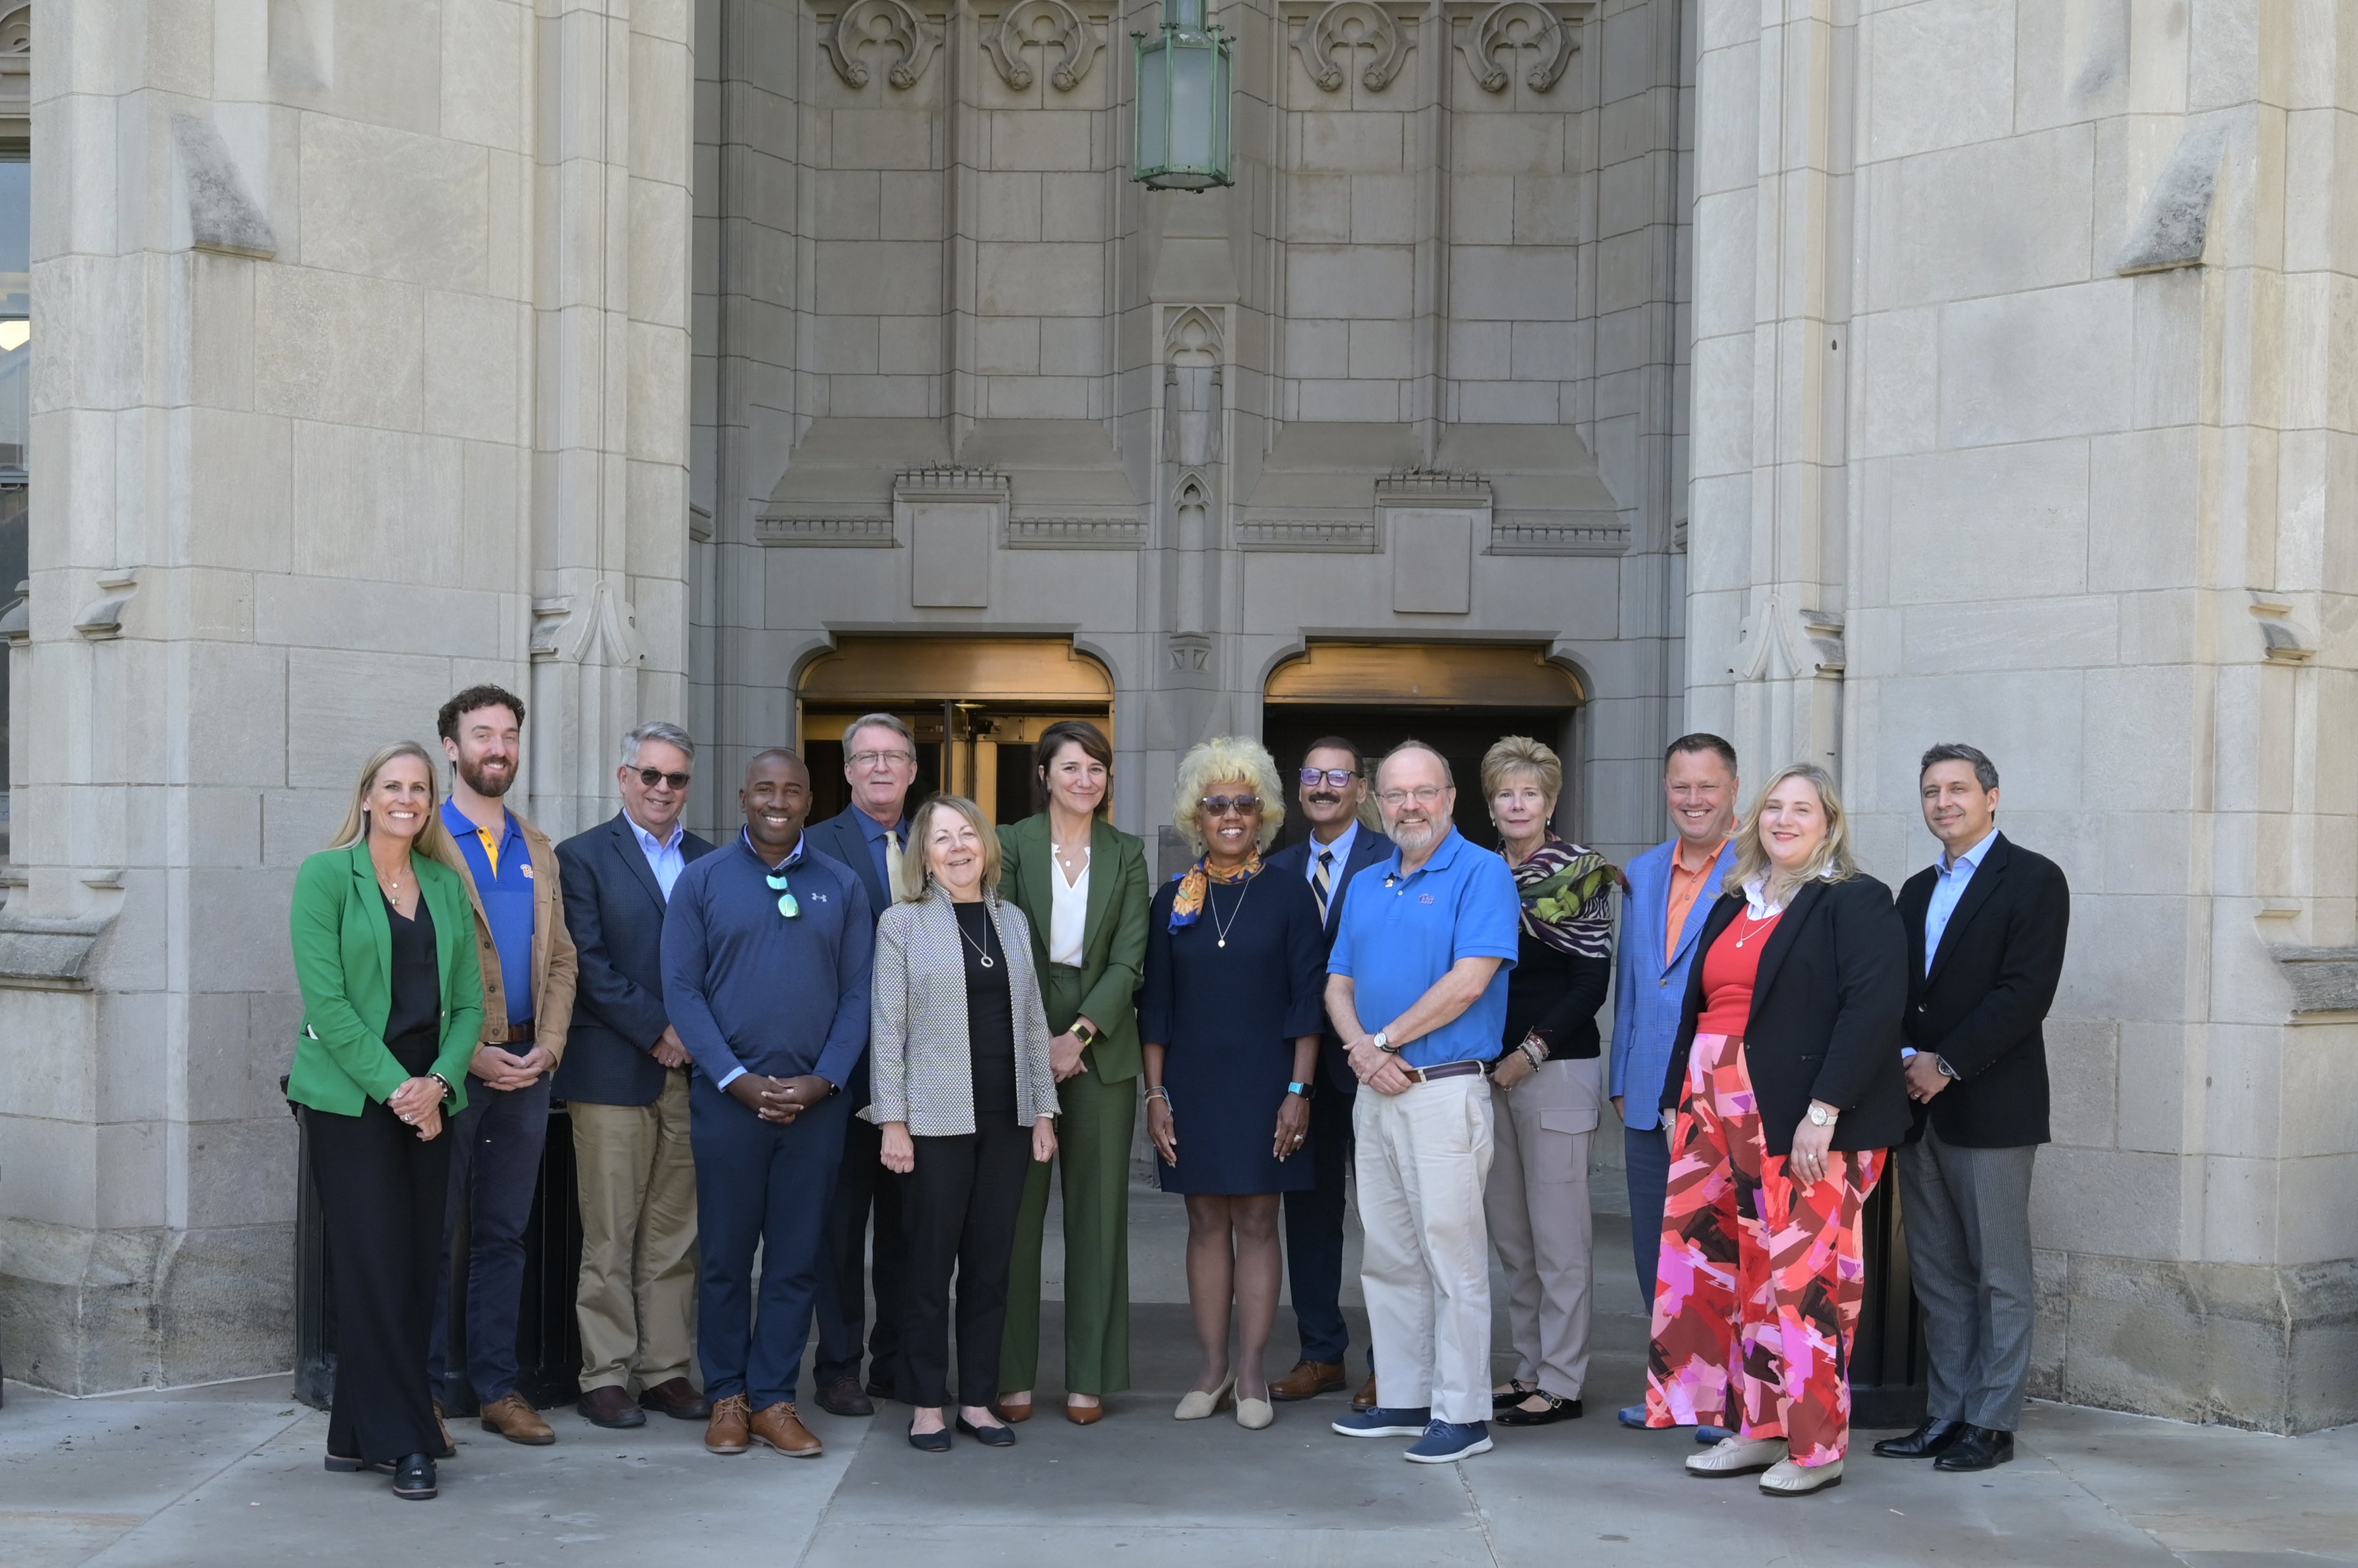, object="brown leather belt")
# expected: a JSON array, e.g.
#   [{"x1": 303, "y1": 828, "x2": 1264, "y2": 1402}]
[
  {"x1": 1402, "y1": 1059, "x2": 1487, "y2": 1084},
  {"x1": 485, "y1": 1020, "x2": 536, "y2": 1045}
]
